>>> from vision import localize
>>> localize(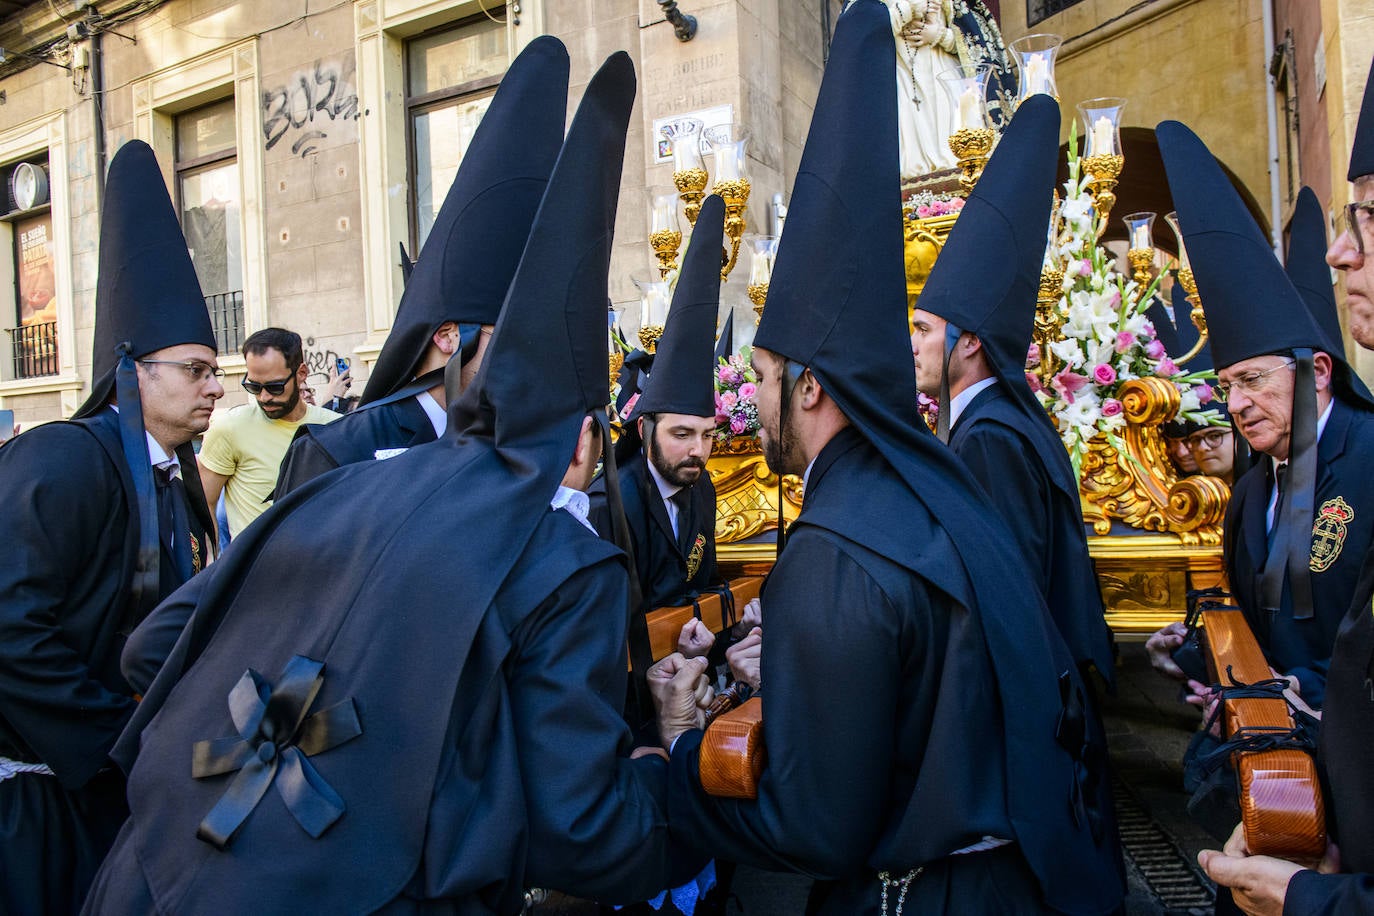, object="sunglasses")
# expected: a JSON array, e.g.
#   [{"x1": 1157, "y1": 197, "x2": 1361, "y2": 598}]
[{"x1": 242, "y1": 376, "x2": 294, "y2": 396}]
